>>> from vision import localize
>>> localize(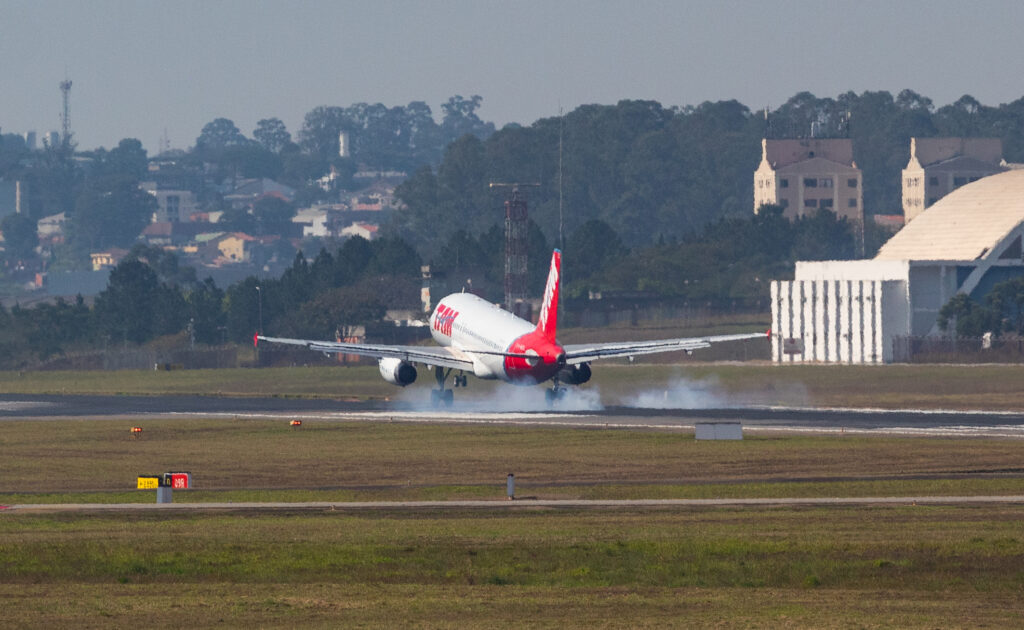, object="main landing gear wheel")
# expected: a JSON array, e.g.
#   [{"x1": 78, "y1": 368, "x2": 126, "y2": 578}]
[
  {"x1": 432, "y1": 366, "x2": 456, "y2": 408},
  {"x1": 430, "y1": 388, "x2": 454, "y2": 407},
  {"x1": 545, "y1": 386, "x2": 567, "y2": 406}
]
